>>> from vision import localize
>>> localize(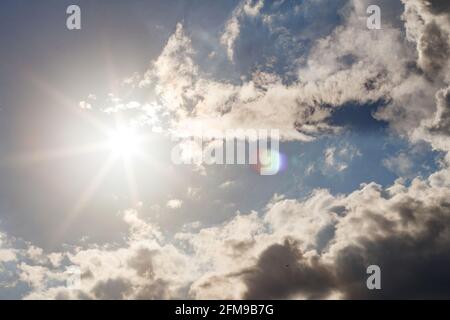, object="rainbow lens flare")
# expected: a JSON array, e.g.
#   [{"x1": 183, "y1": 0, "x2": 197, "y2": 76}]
[{"x1": 251, "y1": 148, "x2": 287, "y2": 175}]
